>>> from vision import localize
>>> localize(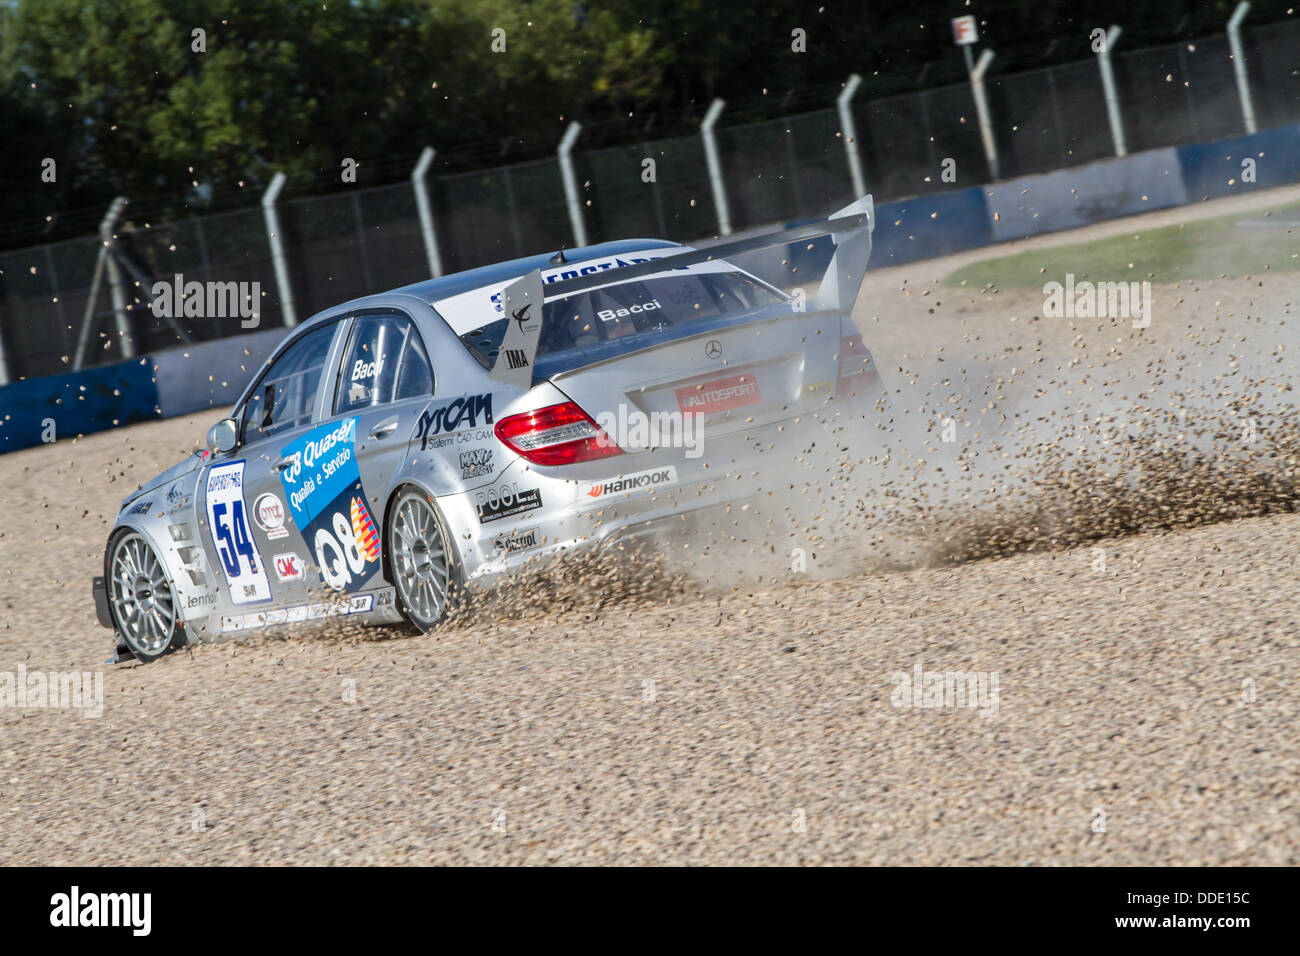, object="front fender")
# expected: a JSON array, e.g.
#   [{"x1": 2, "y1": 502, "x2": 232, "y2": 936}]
[{"x1": 106, "y1": 494, "x2": 218, "y2": 628}]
